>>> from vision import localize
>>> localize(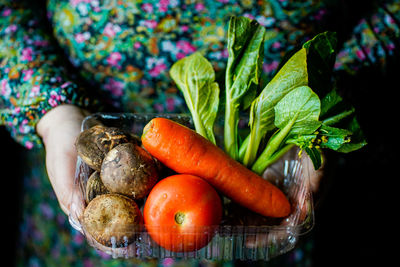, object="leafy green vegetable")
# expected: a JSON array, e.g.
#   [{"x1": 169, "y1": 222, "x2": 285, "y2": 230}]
[
  {"x1": 224, "y1": 16, "x2": 266, "y2": 160},
  {"x1": 274, "y1": 86, "x2": 321, "y2": 135},
  {"x1": 242, "y1": 31, "x2": 338, "y2": 168},
  {"x1": 252, "y1": 86, "x2": 321, "y2": 174},
  {"x1": 169, "y1": 16, "x2": 366, "y2": 175},
  {"x1": 320, "y1": 87, "x2": 355, "y2": 123},
  {"x1": 303, "y1": 32, "x2": 337, "y2": 97},
  {"x1": 319, "y1": 88, "x2": 367, "y2": 153},
  {"x1": 335, "y1": 117, "x2": 367, "y2": 153},
  {"x1": 318, "y1": 125, "x2": 352, "y2": 150},
  {"x1": 242, "y1": 48, "x2": 309, "y2": 166},
  {"x1": 170, "y1": 52, "x2": 220, "y2": 144},
  {"x1": 285, "y1": 120, "x2": 366, "y2": 169},
  {"x1": 303, "y1": 146, "x2": 323, "y2": 170}
]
